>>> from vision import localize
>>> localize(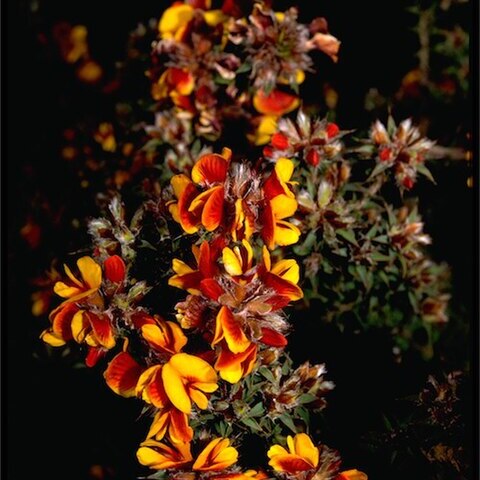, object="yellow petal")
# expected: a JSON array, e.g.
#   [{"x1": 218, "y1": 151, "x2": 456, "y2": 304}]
[
  {"x1": 162, "y1": 361, "x2": 192, "y2": 414},
  {"x1": 262, "y1": 246, "x2": 271, "y2": 271},
  {"x1": 270, "y1": 195, "x2": 297, "y2": 219},
  {"x1": 275, "y1": 158, "x2": 294, "y2": 183},
  {"x1": 270, "y1": 259, "x2": 300, "y2": 284},
  {"x1": 40, "y1": 330, "x2": 66, "y2": 347},
  {"x1": 293, "y1": 434, "x2": 319, "y2": 468},
  {"x1": 71, "y1": 310, "x2": 89, "y2": 343},
  {"x1": 171, "y1": 174, "x2": 192, "y2": 199},
  {"x1": 189, "y1": 388, "x2": 209, "y2": 410},
  {"x1": 53, "y1": 281, "x2": 82, "y2": 298},
  {"x1": 63, "y1": 264, "x2": 83, "y2": 288},
  {"x1": 172, "y1": 258, "x2": 195, "y2": 276},
  {"x1": 168, "y1": 353, "x2": 218, "y2": 384},
  {"x1": 274, "y1": 221, "x2": 301, "y2": 247},
  {"x1": 158, "y1": 4, "x2": 194, "y2": 38},
  {"x1": 203, "y1": 10, "x2": 226, "y2": 27},
  {"x1": 222, "y1": 247, "x2": 243, "y2": 276},
  {"x1": 77, "y1": 256, "x2": 102, "y2": 290}
]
